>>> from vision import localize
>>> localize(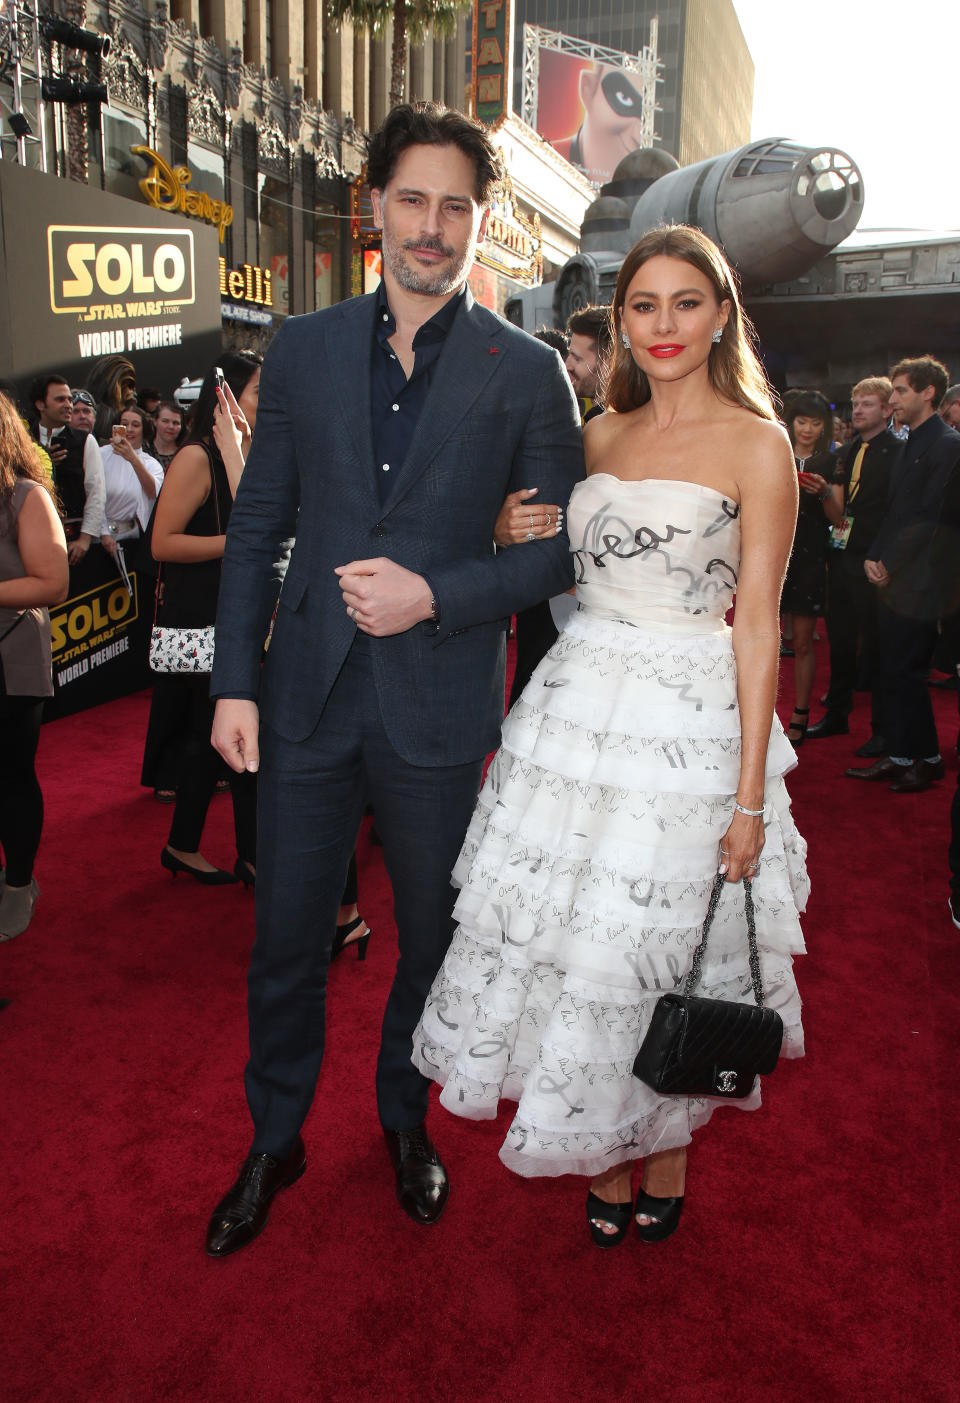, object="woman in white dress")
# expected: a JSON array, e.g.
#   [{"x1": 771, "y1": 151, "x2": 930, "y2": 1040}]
[
  {"x1": 99, "y1": 406, "x2": 163, "y2": 555},
  {"x1": 413, "y1": 225, "x2": 808, "y2": 1247}
]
